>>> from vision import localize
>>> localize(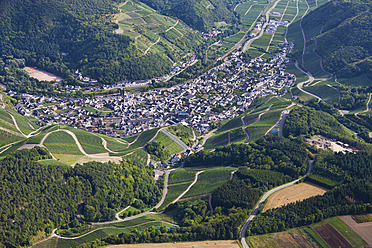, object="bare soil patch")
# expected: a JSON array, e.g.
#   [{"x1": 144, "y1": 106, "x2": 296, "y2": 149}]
[
  {"x1": 339, "y1": 215, "x2": 372, "y2": 247},
  {"x1": 314, "y1": 223, "x2": 352, "y2": 248},
  {"x1": 263, "y1": 183, "x2": 327, "y2": 212},
  {"x1": 107, "y1": 240, "x2": 240, "y2": 248},
  {"x1": 24, "y1": 67, "x2": 63, "y2": 82}
]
